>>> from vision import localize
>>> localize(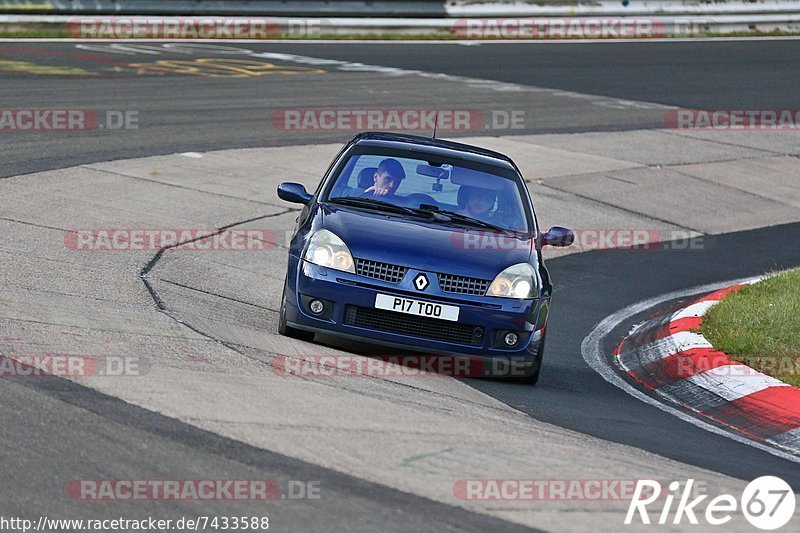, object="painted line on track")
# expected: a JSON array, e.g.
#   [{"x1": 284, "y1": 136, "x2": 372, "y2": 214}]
[
  {"x1": 581, "y1": 276, "x2": 800, "y2": 464},
  {"x1": 7, "y1": 40, "x2": 671, "y2": 110},
  {"x1": 243, "y1": 49, "x2": 672, "y2": 110}
]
